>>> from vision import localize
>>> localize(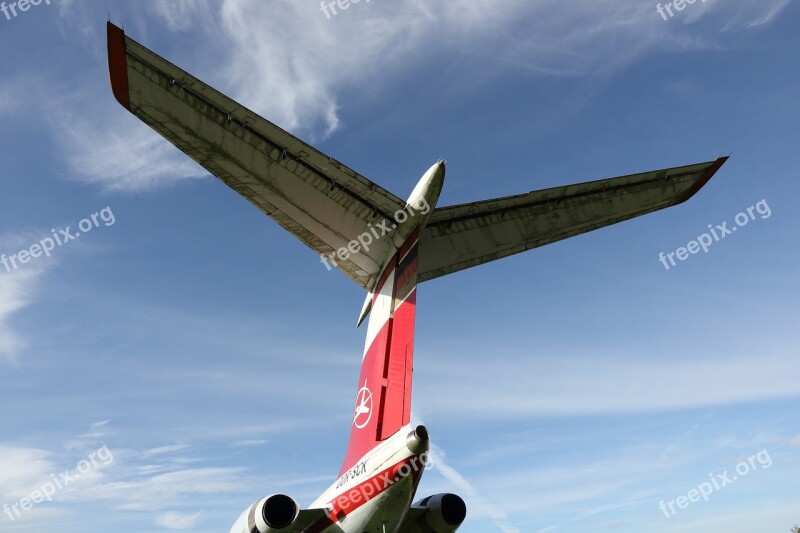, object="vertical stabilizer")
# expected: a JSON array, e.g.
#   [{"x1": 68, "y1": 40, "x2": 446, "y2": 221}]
[{"x1": 340, "y1": 229, "x2": 419, "y2": 474}]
